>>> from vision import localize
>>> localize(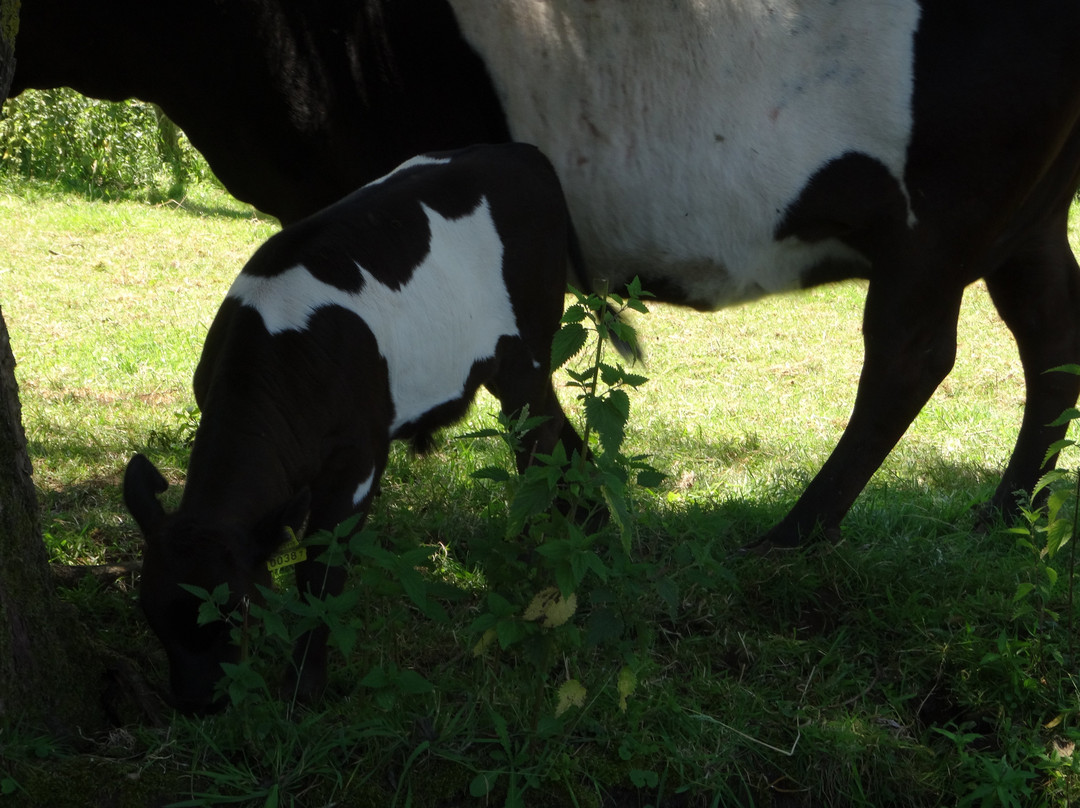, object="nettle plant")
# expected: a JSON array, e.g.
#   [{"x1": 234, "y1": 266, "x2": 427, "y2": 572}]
[
  {"x1": 463, "y1": 278, "x2": 664, "y2": 721},
  {"x1": 1009, "y1": 364, "x2": 1080, "y2": 658}
]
